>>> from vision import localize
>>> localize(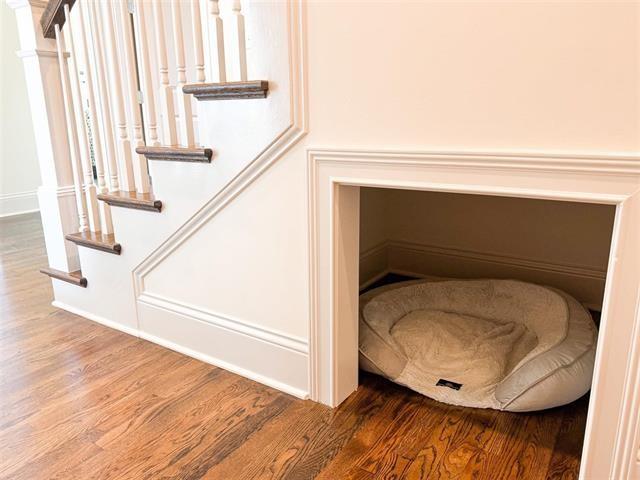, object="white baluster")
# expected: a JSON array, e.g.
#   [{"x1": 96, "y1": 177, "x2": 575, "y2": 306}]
[
  {"x1": 136, "y1": 0, "x2": 160, "y2": 146},
  {"x1": 226, "y1": 0, "x2": 247, "y2": 81},
  {"x1": 101, "y1": 0, "x2": 135, "y2": 192},
  {"x1": 118, "y1": 0, "x2": 150, "y2": 193},
  {"x1": 88, "y1": 1, "x2": 119, "y2": 193},
  {"x1": 171, "y1": 1, "x2": 195, "y2": 147},
  {"x1": 191, "y1": 0, "x2": 206, "y2": 83},
  {"x1": 78, "y1": 1, "x2": 113, "y2": 234},
  {"x1": 54, "y1": 24, "x2": 88, "y2": 233},
  {"x1": 64, "y1": 5, "x2": 100, "y2": 232},
  {"x1": 208, "y1": 0, "x2": 226, "y2": 82},
  {"x1": 152, "y1": 1, "x2": 178, "y2": 147}
]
